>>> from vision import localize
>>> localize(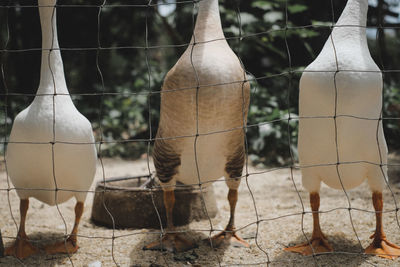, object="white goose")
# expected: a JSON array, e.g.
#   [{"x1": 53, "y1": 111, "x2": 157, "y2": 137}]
[
  {"x1": 5, "y1": 0, "x2": 97, "y2": 259},
  {"x1": 143, "y1": 0, "x2": 250, "y2": 252},
  {"x1": 285, "y1": 0, "x2": 400, "y2": 259}
]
